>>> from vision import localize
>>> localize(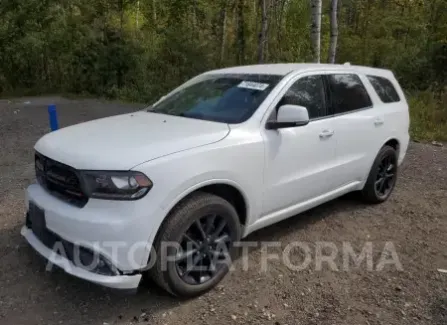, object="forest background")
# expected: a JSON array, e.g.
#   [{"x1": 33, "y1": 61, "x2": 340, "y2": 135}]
[{"x1": 0, "y1": 0, "x2": 445, "y2": 140}]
